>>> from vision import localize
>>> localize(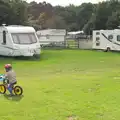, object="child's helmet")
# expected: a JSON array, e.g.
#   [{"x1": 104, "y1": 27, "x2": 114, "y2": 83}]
[{"x1": 4, "y1": 64, "x2": 12, "y2": 69}]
